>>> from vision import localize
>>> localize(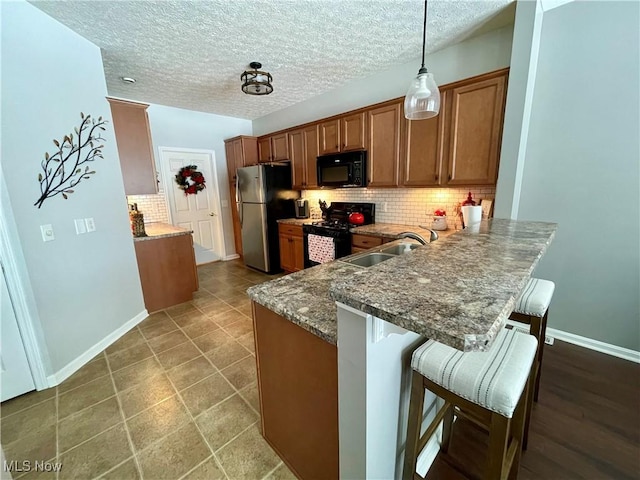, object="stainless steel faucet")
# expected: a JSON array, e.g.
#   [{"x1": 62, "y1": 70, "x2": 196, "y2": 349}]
[{"x1": 398, "y1": 230, "x2": 438, "y2": 244}]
